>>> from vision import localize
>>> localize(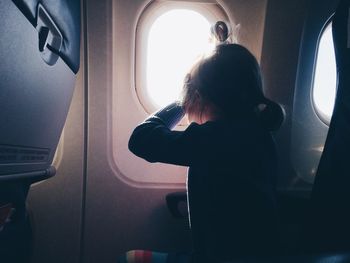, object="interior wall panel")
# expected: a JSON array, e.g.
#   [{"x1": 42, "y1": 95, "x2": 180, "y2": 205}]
[
  {"x1": 260, "y1": 0, "x2": 310, "y2": 189},
  {"x1": 218, "y1": 0, "x2": 268, "y2": 62}
]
